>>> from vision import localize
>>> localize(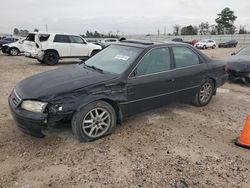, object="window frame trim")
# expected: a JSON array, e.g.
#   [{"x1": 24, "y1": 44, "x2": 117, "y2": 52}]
[
  {"x1": 128, "y1": 46, "x2": 173, "y2": 79},
  {"x1": 53, "y1": 34, "x2": 70, "y2": 43},
  {"x1": 172, "y1": 46, "x2": 202, "y2": 69}
]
